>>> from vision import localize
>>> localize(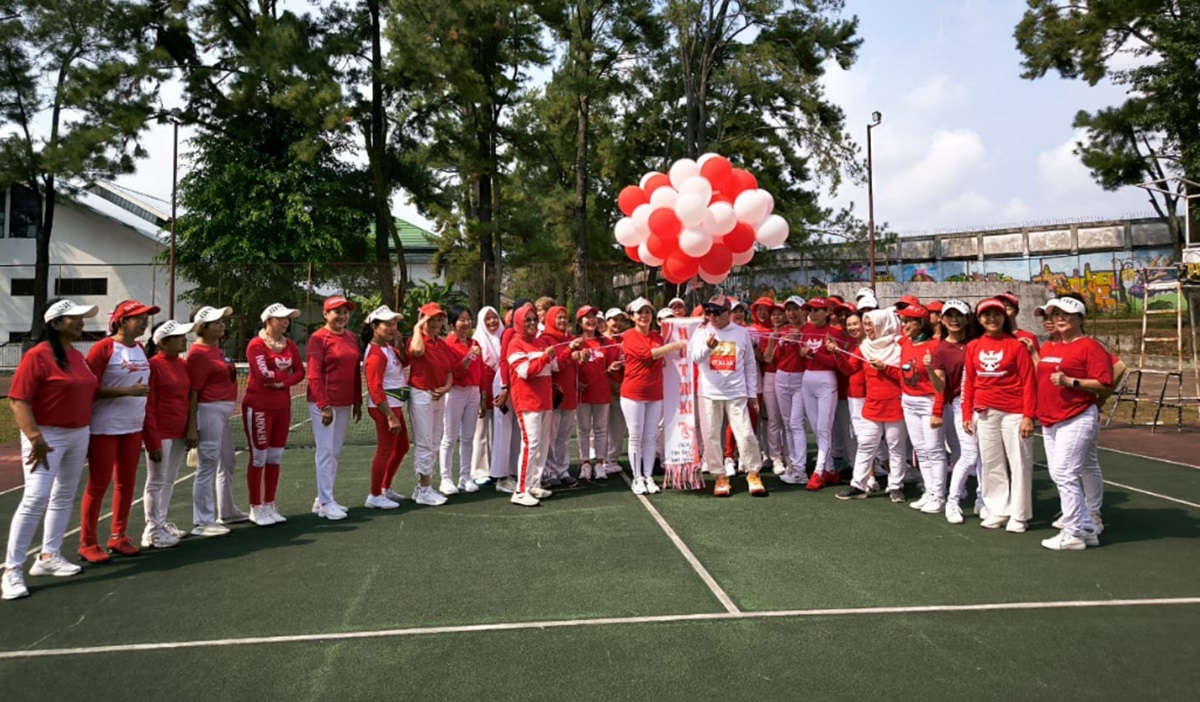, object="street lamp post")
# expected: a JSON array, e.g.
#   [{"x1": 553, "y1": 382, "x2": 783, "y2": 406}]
[
  {"x1": 169, "y1": 119, "x2": 178, "y2": 318},
  {"x1": 867, "y1": 111, "x2": 882, "y2": 287}
]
